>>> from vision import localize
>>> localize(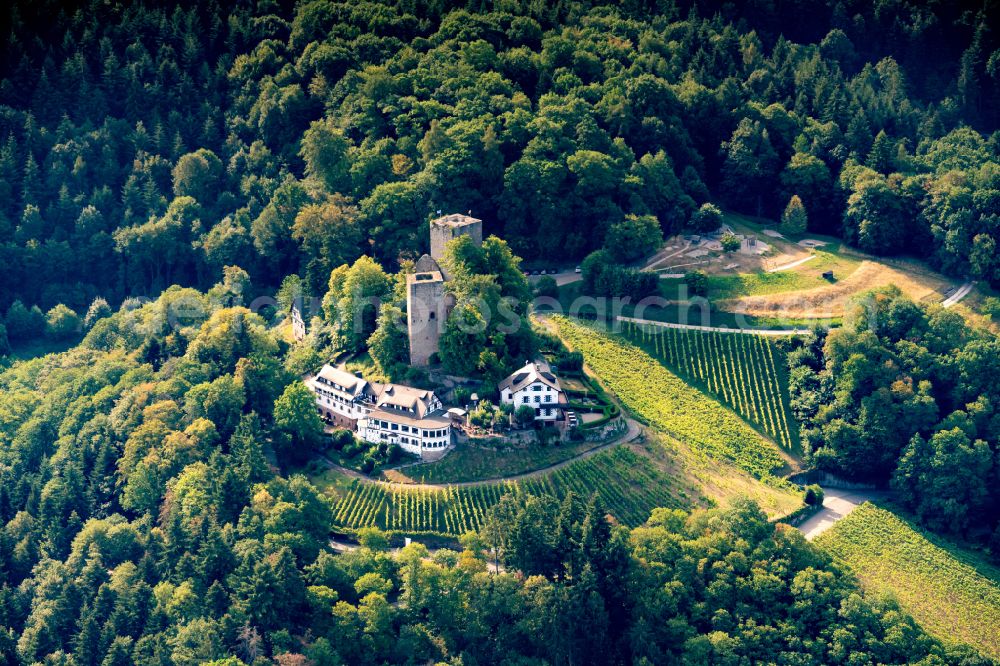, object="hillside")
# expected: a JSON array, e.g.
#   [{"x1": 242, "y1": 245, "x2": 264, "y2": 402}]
[
  {"x1": 816, "y1": 503, "x2": 1000, "y2": 660},
  {"x1": 1, "y1": 0, "x2": 1000, "y2": 663}
]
